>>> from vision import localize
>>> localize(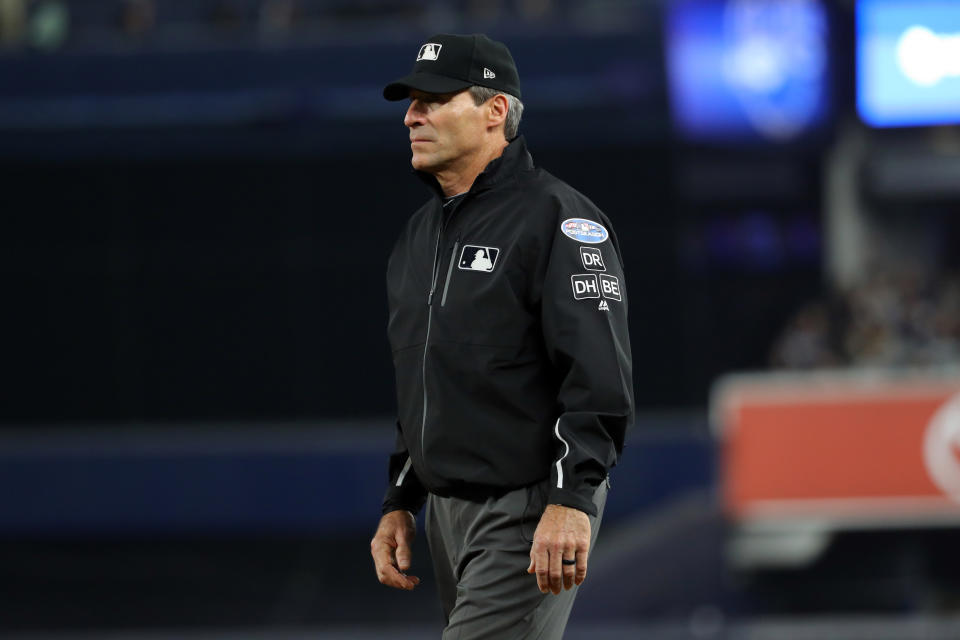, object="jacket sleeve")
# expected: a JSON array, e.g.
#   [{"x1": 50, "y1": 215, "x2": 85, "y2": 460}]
[
  {"x1": 381, "y1": 421, "x2": 428, "y2": 515},
  {"x1": 539, "y1": 207, "x2": 634, "y2": 516}
]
